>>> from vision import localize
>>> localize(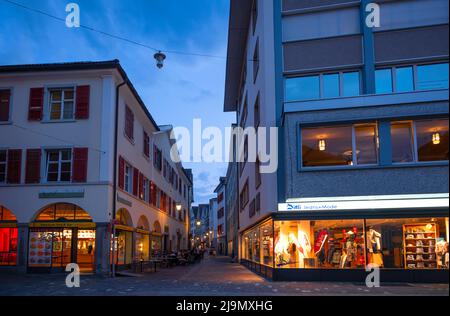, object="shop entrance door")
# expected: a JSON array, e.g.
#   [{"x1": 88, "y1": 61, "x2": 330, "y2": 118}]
[
  {"x1": 76, "y1": 230, "x2": 96, "y2": 273},
  {"x1": 51, "y1": 229, "x2": 73, "y2": 269}
]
